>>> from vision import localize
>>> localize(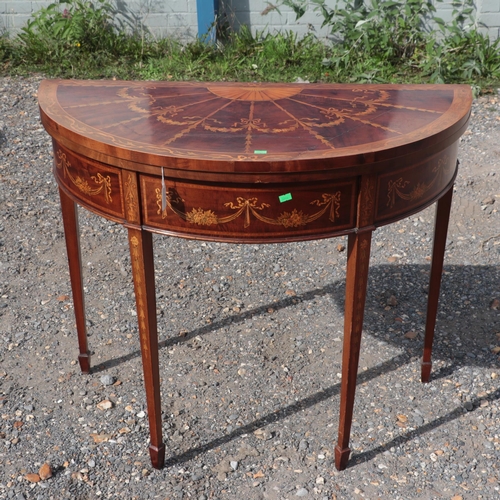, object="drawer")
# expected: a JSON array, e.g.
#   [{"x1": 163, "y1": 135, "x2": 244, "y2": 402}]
[
  {"x1": 53, "y1": 143, "x2": 125, "y2": 219},
  {"x1": 375, "y1": 144, "x2": 458, "y2": 223},
  {"x1": 140, "y1": 175, "x2": 357, "y2": 242}
]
